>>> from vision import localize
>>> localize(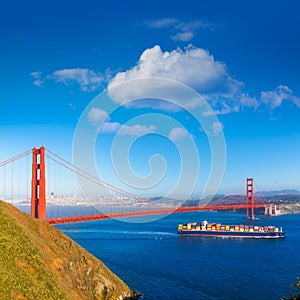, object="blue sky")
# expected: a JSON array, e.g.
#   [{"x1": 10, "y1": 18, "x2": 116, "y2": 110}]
[{"x1": 1, "y1": 0, "x2": 300, "y2": 197}]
